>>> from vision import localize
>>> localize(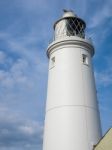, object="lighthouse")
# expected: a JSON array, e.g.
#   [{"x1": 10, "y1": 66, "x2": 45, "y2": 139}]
[{"x1": 43, "y1": 10, "x2": 102, "y2": 150}]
